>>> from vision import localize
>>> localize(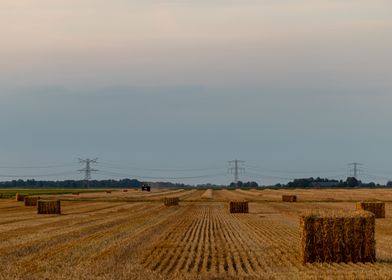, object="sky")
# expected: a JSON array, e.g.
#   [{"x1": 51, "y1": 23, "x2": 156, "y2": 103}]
[{"x1": 0, "y1": 0, "x2": 391, "y2": 185}]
